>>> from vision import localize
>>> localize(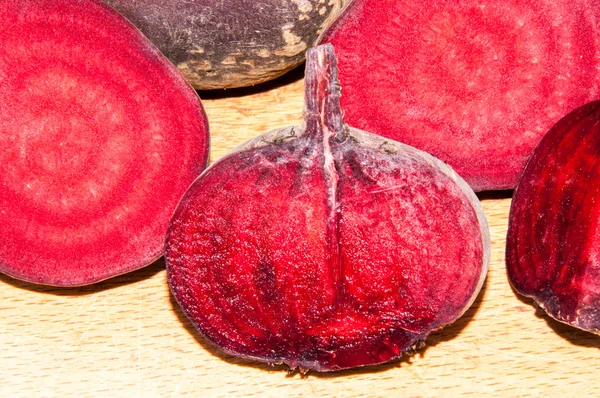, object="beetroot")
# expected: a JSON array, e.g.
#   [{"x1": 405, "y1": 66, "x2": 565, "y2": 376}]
[
  {"x1": 506, "y1": 101, "x2": 600, "y2": 333},
  {"x1": 166, "y1": 44, "x2": 490, "y2": 372},
  {"x1": 101, "y1": 0, "x2": 347, "y2": 90},
  {"x1": 0, "y1": 0, "x2": 209, "y2": 286},
  {"x1": 319, "y1": 0, "x2": 600, "y2": 191}
]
